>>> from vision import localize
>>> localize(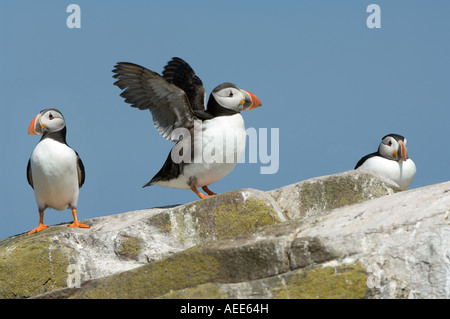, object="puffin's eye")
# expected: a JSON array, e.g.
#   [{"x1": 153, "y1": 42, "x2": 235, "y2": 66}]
[
  {"x1": 388, "y1": 141, "x2": 392, "y2": 146},
  {"x1": 49, "y1": 113, "x2": 54, "y2": 120},
  {"x1": 228, "y1": 91, "x2": 233, "y2": 97}
]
